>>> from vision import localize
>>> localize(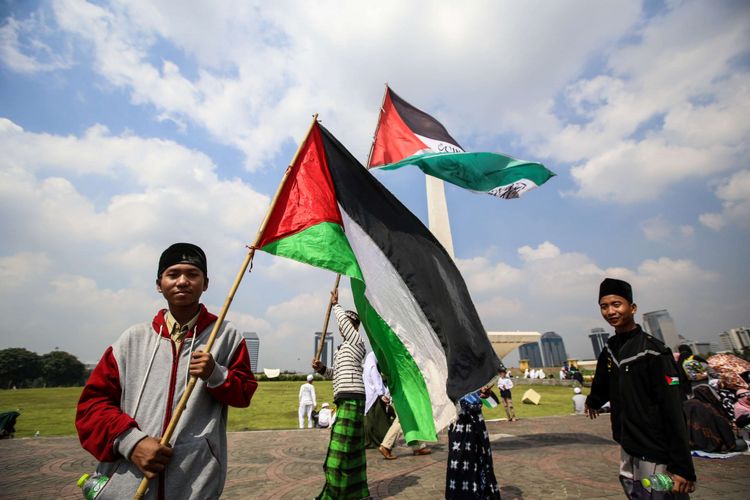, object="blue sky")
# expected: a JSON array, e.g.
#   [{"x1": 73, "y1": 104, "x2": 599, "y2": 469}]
[{"x1": 1, "y1": 0, "x2": 748, "y2": 371}]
